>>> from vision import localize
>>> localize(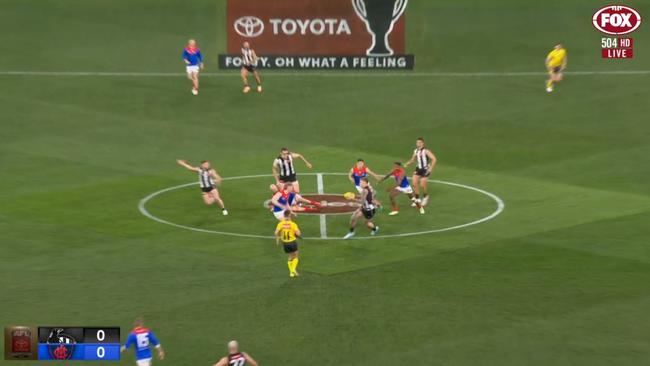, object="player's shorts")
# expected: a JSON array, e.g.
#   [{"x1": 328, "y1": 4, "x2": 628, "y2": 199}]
[
  {"x1": 414, "y1": 168, "x2": 430, "y2": 177},
  {"x1": 362, "y1": 208, "x2": 376, "y2": 220},
  {"x1": 396, "y1": 185, "x2": 413, "y2": 194},
  {"x1": 186, "y1": 65, "x2": 199, "y2": 74},
  {"x1": 273, "y1": 210, "x2": 285, "y2": 220},
  {"x1": 243, "y1": 64, "x2": 255, "y2": 72},
  {"x1": 283, "y1": 241, "x2": 298, "y2": 253},
  {"x1": 201, "y1": 186, "x2": 215, "y2": 193},
  {"x1": 279, "y1": 174, "x2": 297, "y2": 183},
  {"x1": 136, "y1": 358, "x2": 152, "y2": 366},
  {"x1": 552, "y1": 66, "x2": 561, "y2": 73}
]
